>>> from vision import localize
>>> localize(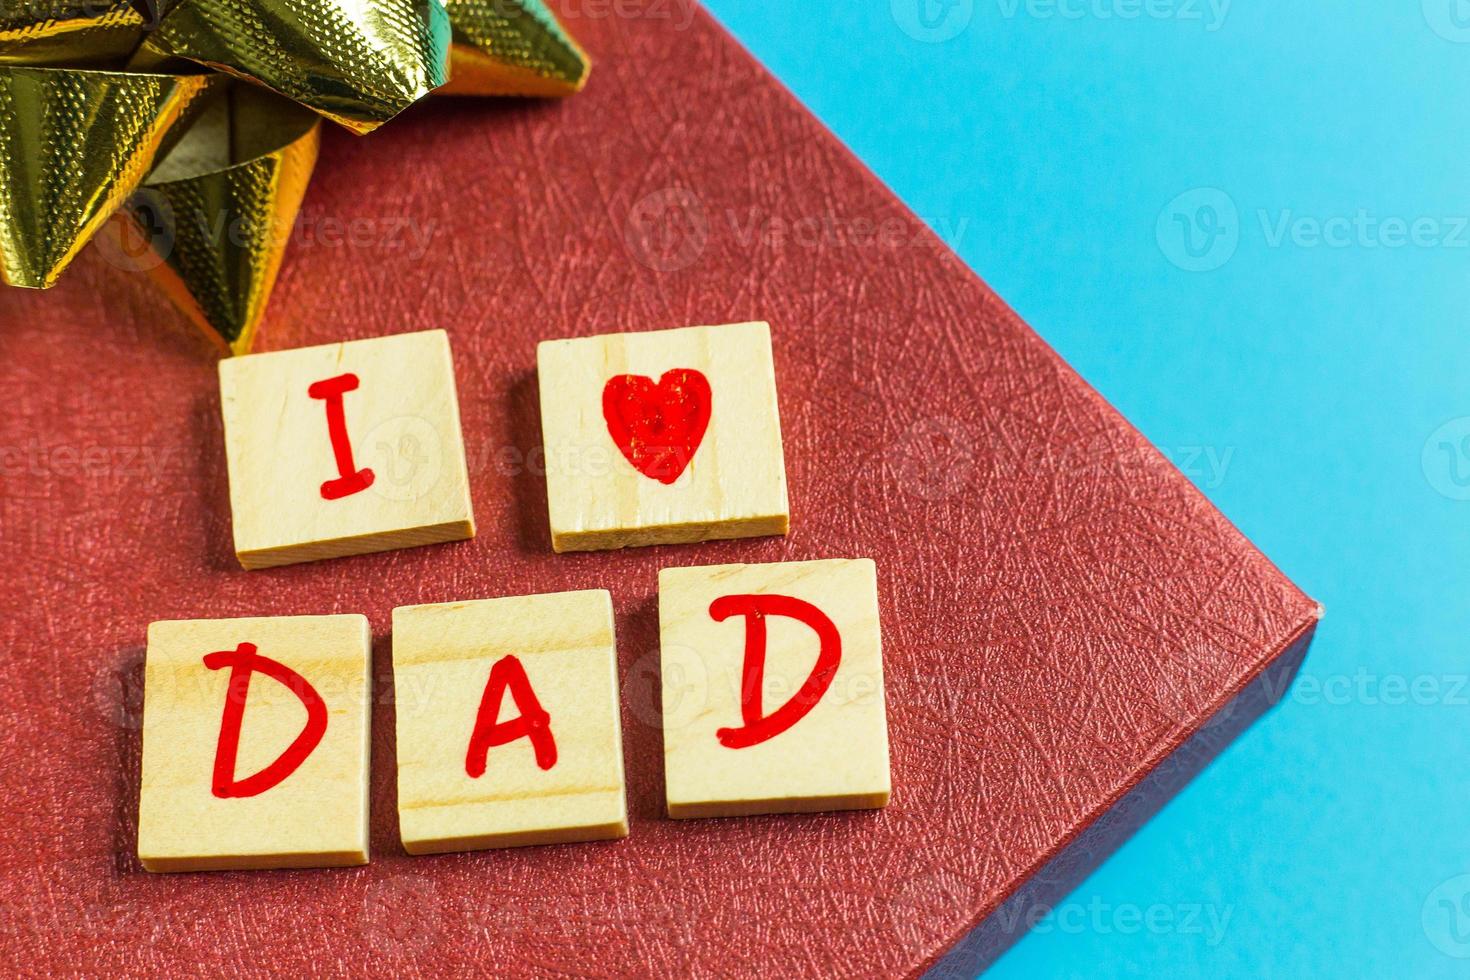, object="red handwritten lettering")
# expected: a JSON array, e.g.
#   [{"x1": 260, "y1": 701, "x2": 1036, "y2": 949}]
[
  {"x1": 466, "y1": 654, "x2": 557, "y2": 776},
  {"x1": 711, "y1": 594, "x2": 842, "y2": 749},
  {"x1": 307, "y1": 372, "x2": 374, "y2": 500},
  {"x1": 204, "y1": 642, "x2": 328, "y2": 798}
]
